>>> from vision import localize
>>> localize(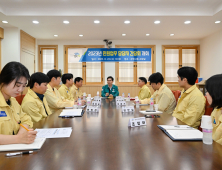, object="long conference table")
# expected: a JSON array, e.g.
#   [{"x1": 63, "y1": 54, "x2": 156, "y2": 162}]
[{"x1": 1, "y1": 98, "x2": 222, "y2": 170}]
